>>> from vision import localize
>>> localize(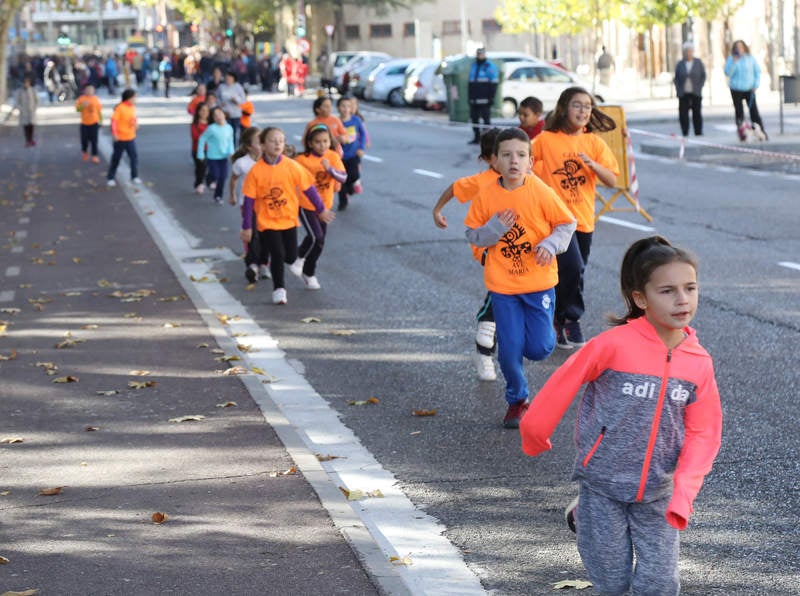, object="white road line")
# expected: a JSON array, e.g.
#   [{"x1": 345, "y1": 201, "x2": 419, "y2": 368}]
[
  {"x1": 5, "y1": 266, "x2": 21, "y2": 277},
  {"x1": 100, "y1": 134, "x2": 485, "y2": 596},
  {"x1": 598, "y1": 215, "x2": 656, "y2": 232},
  {"x1": 18, "y1": 217, "x2": 30, "y2": 225},
  {"x1": 778, "y1": 261, "x2": 800, "y2": 271},
  {"x1": 14, "y1": 230, "x2": 27, "y2": 239},
  {"x1": 12, "y1": 246, "x2": 23, "y2": 254},
  {"x1": 413, "y1": 168, "x2": 444, "y2": 179},
  {"x1": 362, "y1": 154, "x2": 383, "y2": 163},
  {"x1": 0, "y1": 291, "x2": 14, "y2": 302}
]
